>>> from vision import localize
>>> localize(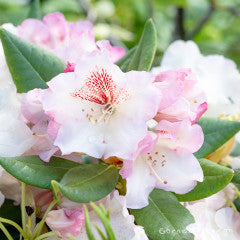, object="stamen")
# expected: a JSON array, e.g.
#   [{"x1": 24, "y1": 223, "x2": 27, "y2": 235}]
[
  {"x1": 89, "y1": 115, "x2": 96, "y2": 125},
  {"x1": 33, "y1": 133, "x2": 48, "y2": 138},
  {"x1": 145, "y1": 157, "x2": 167, "y2": 184},
  {"x1": 88, "y1": 103, "x2": 115, "y2": 125}
]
